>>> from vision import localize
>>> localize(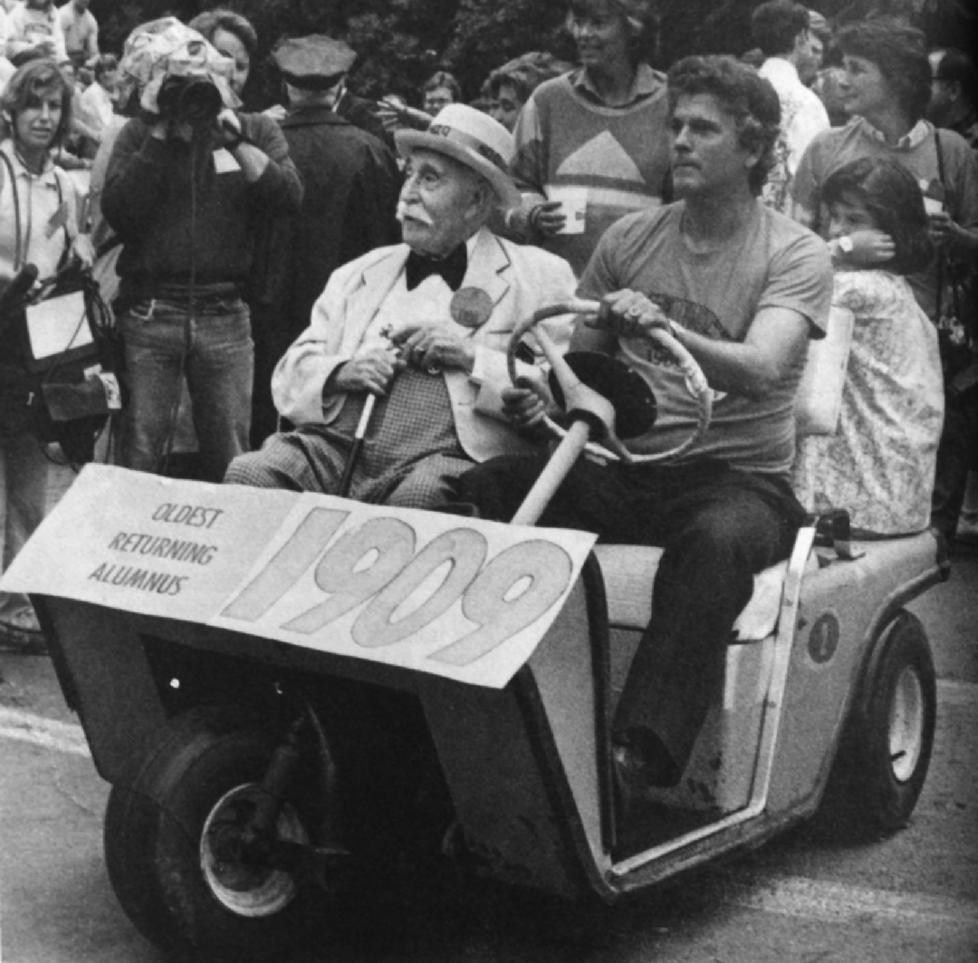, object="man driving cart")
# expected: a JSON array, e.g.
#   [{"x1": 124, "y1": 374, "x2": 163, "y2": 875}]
[{"x1": 453, "y1": 55, "x2": 833, "y2": 807}]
